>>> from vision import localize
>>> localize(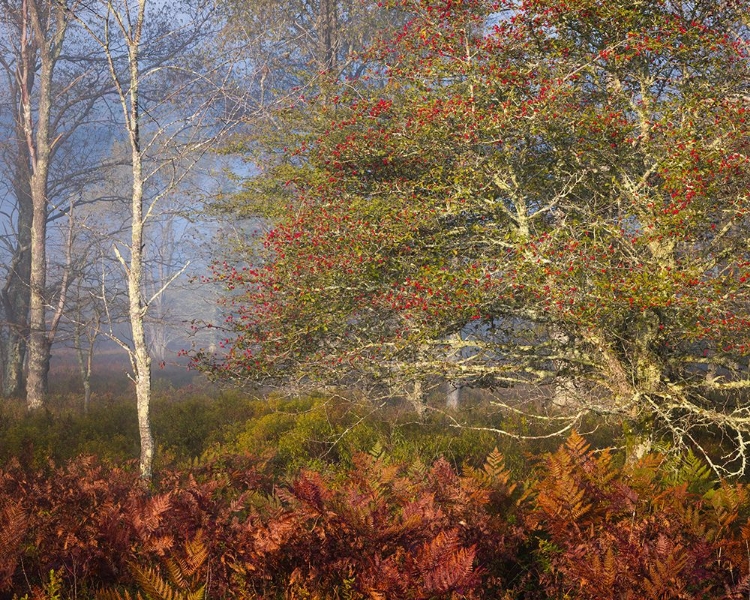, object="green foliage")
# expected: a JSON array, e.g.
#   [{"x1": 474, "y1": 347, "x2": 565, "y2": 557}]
[
  {"x1": 0, "y1": 402, "x2": 139, "y2": 467},
  {"x1": 223, "y1": 393, "x2": 508, "y2": 477},
  {"x1": 0, "y1": 383, "x2": 608, "y2": 482},
  {"x1": 42, "y1": 571, "x2": 63, "y2": 600},
  {"x1": 151, "y1": 390, "x2": 260, "y2": 460},
  {"x1": 0, "y1": 389, "x2": 260, "y2": 467},
  {"x1": 13, "y1": 570, "x2": 64, "y2": 600},
  {"x1": 663, "y1": 450, "x2": 716, "y2": 496}
]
